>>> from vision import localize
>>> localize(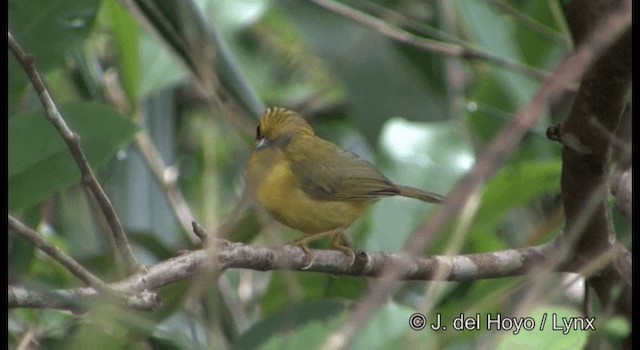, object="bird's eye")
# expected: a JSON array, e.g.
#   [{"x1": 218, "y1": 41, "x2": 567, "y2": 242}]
[{"x1": 256, "y1": 125, "x2": 261, "y2": 140}]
